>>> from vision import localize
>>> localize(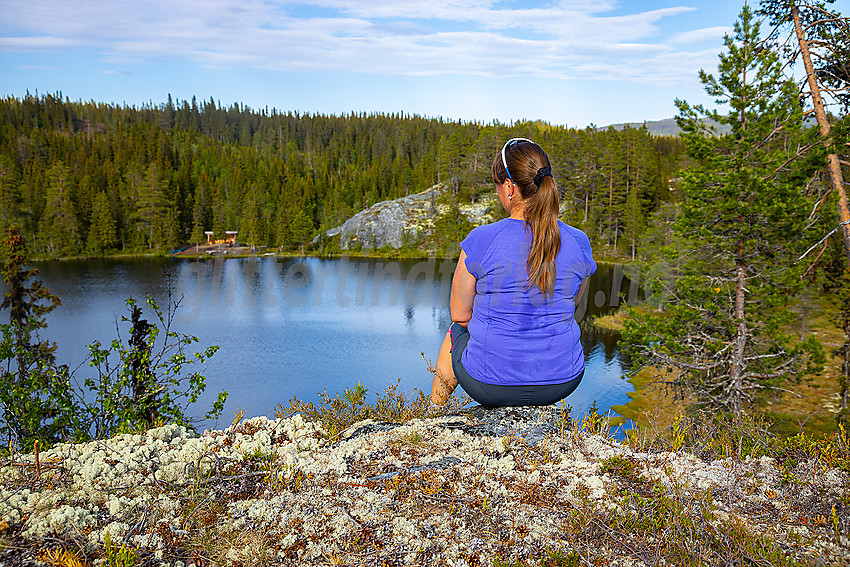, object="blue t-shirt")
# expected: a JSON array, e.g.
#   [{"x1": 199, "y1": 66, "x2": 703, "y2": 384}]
[{"x1": 460, "y1": 218, "x2": 596, "y2": 386}]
